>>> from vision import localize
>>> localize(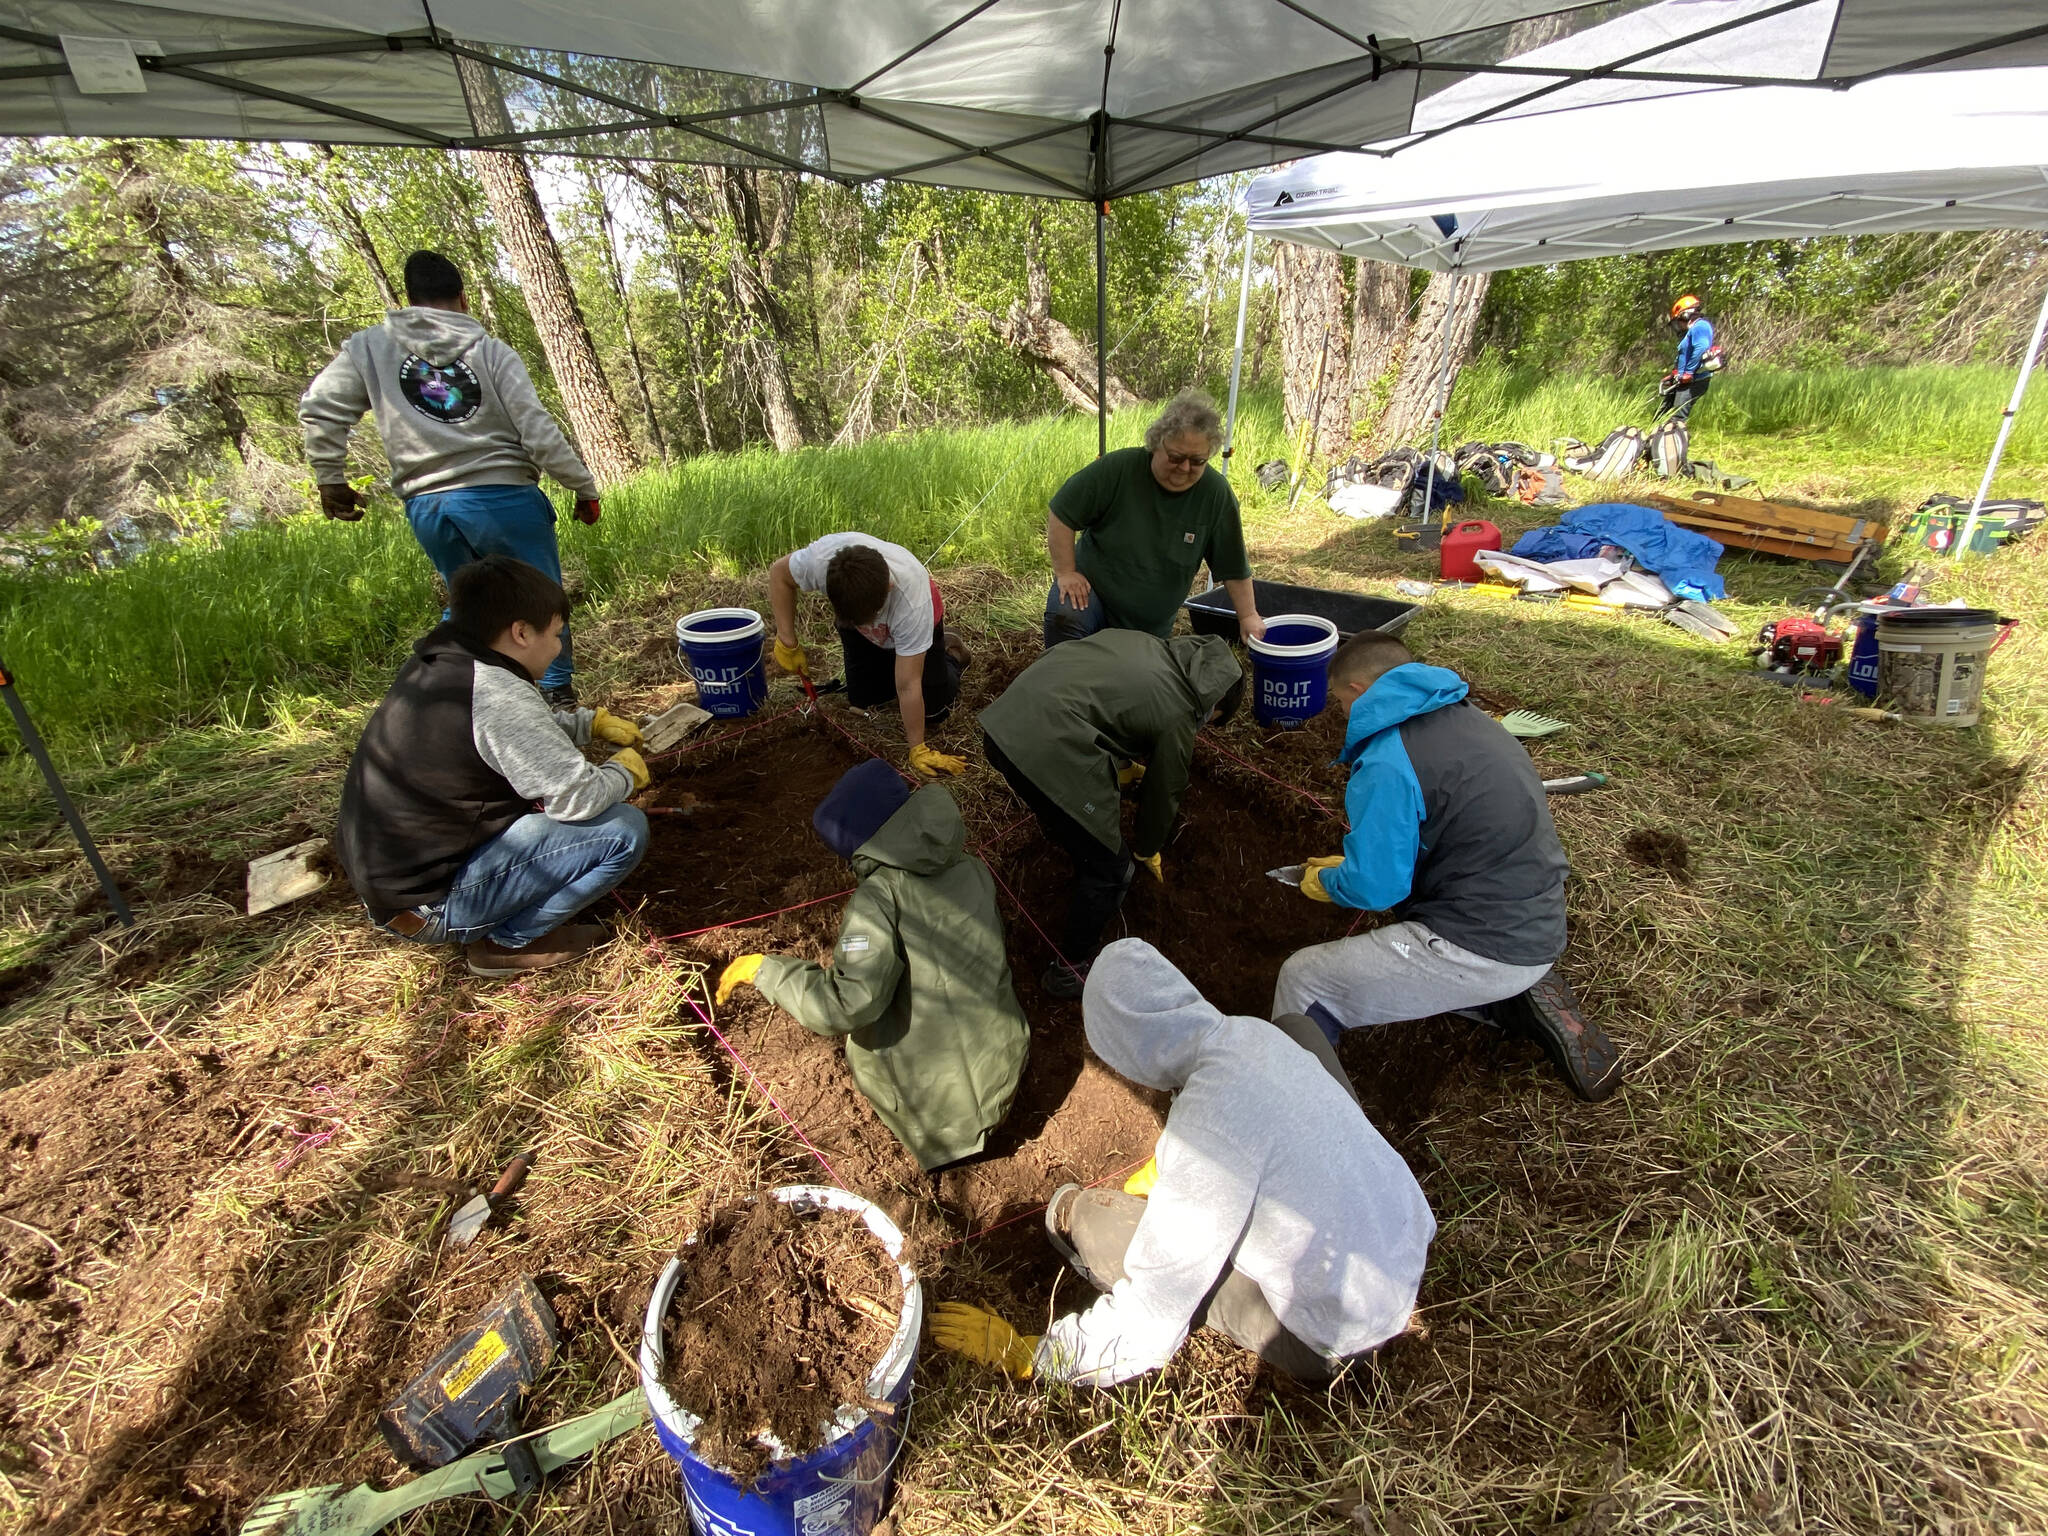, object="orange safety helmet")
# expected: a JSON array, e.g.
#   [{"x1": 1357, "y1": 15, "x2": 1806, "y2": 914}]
[{"x1": 1669, "y1": 294, "x2": 1702, "y2": 320}]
